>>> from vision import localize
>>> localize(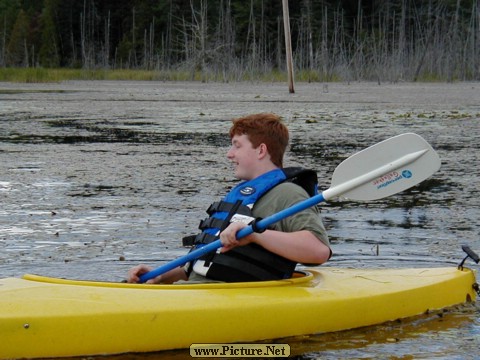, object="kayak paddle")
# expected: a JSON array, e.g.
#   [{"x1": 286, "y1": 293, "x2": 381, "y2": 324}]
[{"x1": 139, "y1": 132, "x2": 441, "y2": 283}]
